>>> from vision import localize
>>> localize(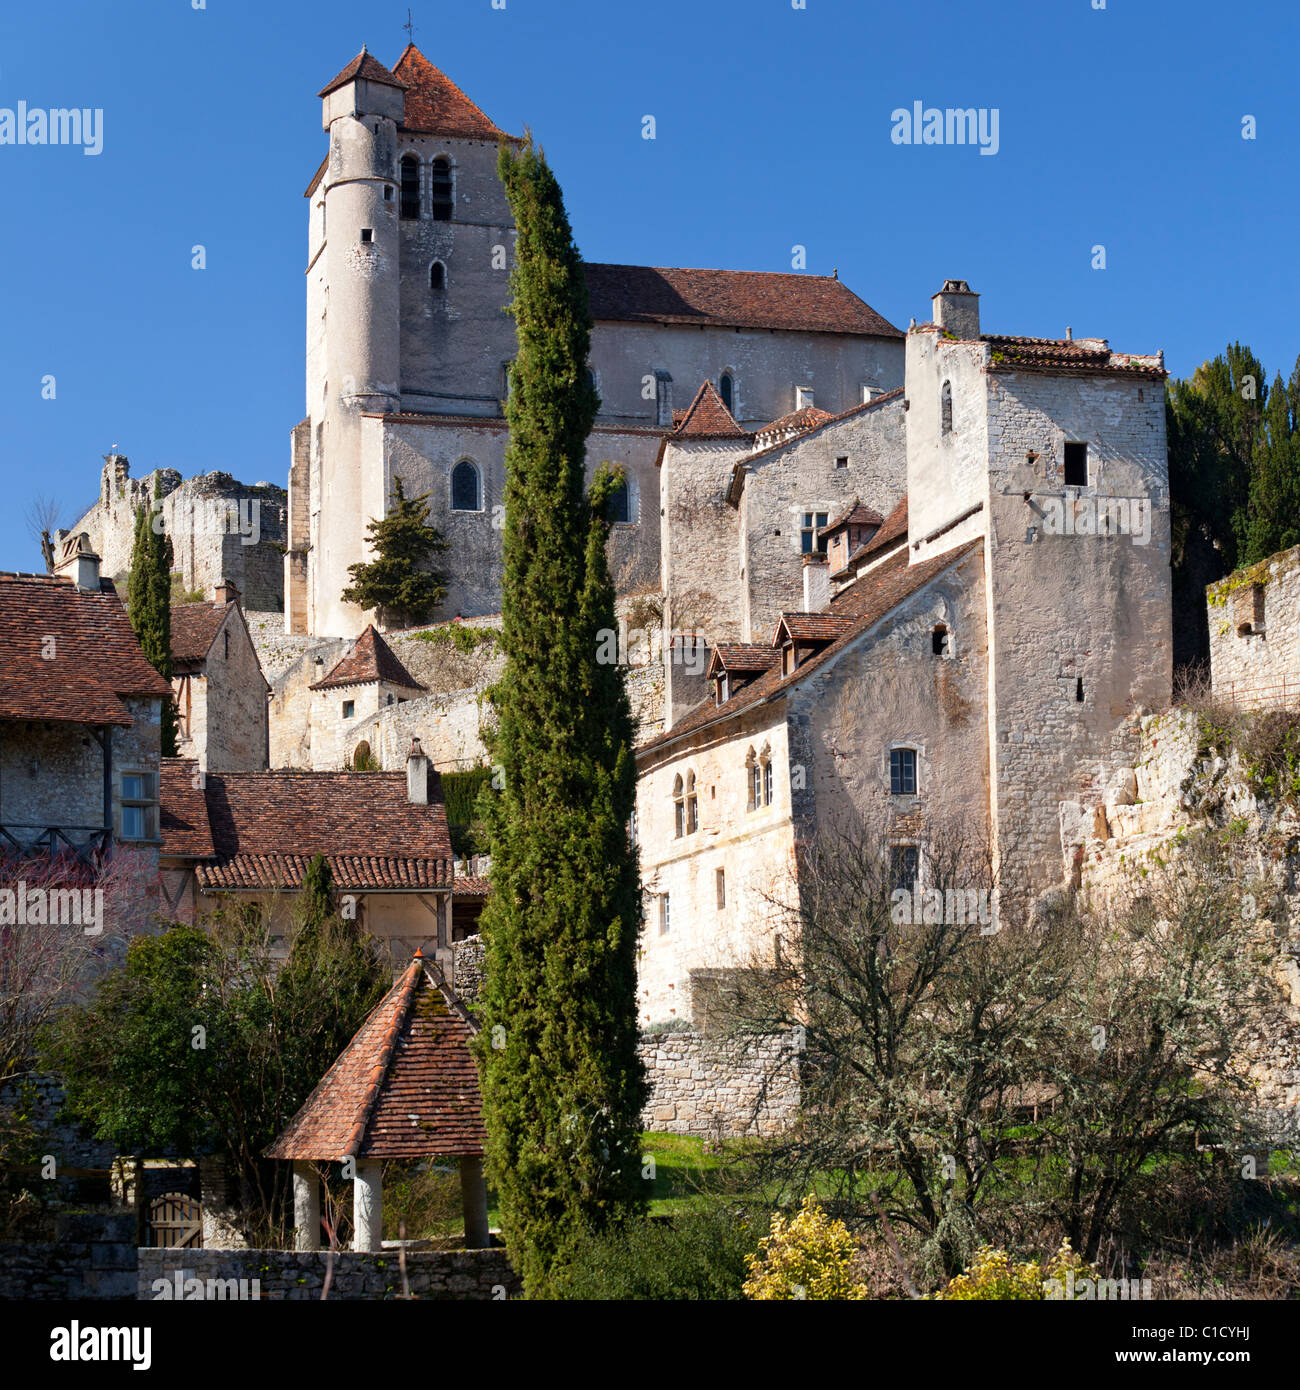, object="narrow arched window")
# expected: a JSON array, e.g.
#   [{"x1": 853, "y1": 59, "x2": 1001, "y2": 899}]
[
  {"x1": 430, "y1": 261, "x2": 446, "y2": 292},
  {"x1": 719, "y1": 371, "x2": 735, "y2": 413},
  {"x1": 673, "y1": 774, "x2": 685, "y2": 838},
  {"x1": 686, "y1": 771, "x2": 698, "y2": 834},
  {"x1": 607, "y1": 478, "x2": 630, "y2": 525},
  {"x1": 941, "y1": 380, "x2": 953, "y2": 435},
  {"x1": 451, "y1": 460, "x2": 480, "y2": 512},
  {"x1": 399, "y1": 155, "x2": 420, "y2": 219},
  {"x1": 430, "y1": 158, "x2": 453, "y2": 221}
]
